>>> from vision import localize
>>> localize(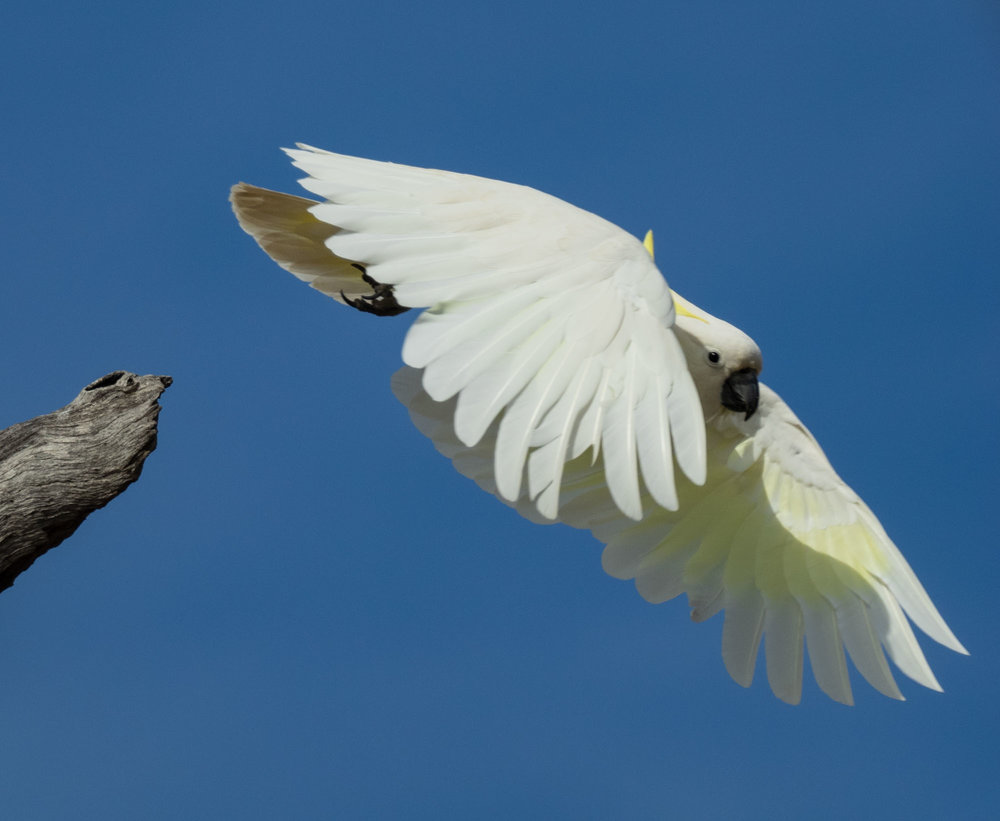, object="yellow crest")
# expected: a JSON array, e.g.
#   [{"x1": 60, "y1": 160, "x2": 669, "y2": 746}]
[
  {"x1": 643, "y1": 229, "x2": 655, "y2": 259},
  {"x1": 643, "y1": 229, "x2": 707, "y2": 323}
]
